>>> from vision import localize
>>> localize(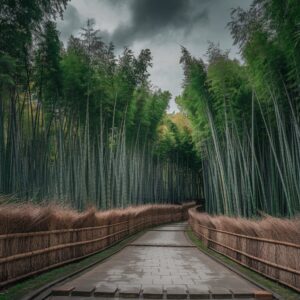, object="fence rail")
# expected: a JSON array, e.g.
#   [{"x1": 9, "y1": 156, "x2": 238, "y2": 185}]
[
  {"x1": 188, "y1": 207, "x2": 300, "y2": 292},
  {"x1": 0, "y1": 205, "x2": 191, "y2": 287},
  {"x1": 0, "y1": 221, "x2": 129, "y2": 239}
]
